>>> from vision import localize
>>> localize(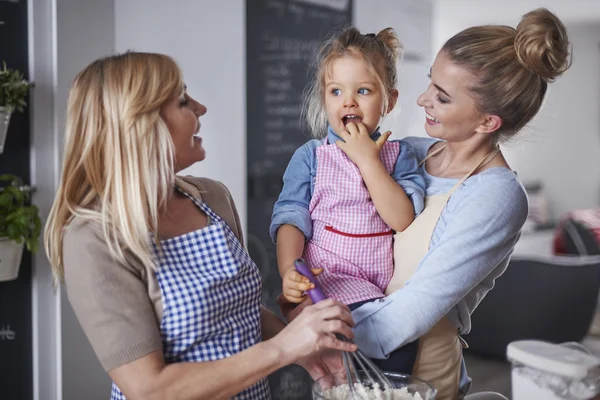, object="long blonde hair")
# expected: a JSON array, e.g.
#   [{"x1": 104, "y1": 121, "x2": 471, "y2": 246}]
[{"x1": 44, "y1": 52, "x2": 185, "y2": 282}]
